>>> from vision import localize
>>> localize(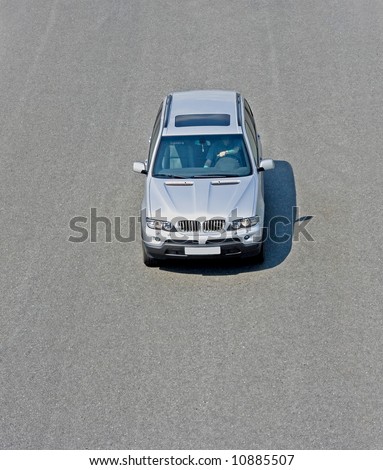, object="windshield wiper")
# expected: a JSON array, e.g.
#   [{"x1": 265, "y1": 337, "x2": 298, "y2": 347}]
[
  {"x1": 196, "y1": 174, "x2": 240, "y2": 178},
  {"x1": 155, "y1": 174, "x2": 187, "y2": 179}
]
